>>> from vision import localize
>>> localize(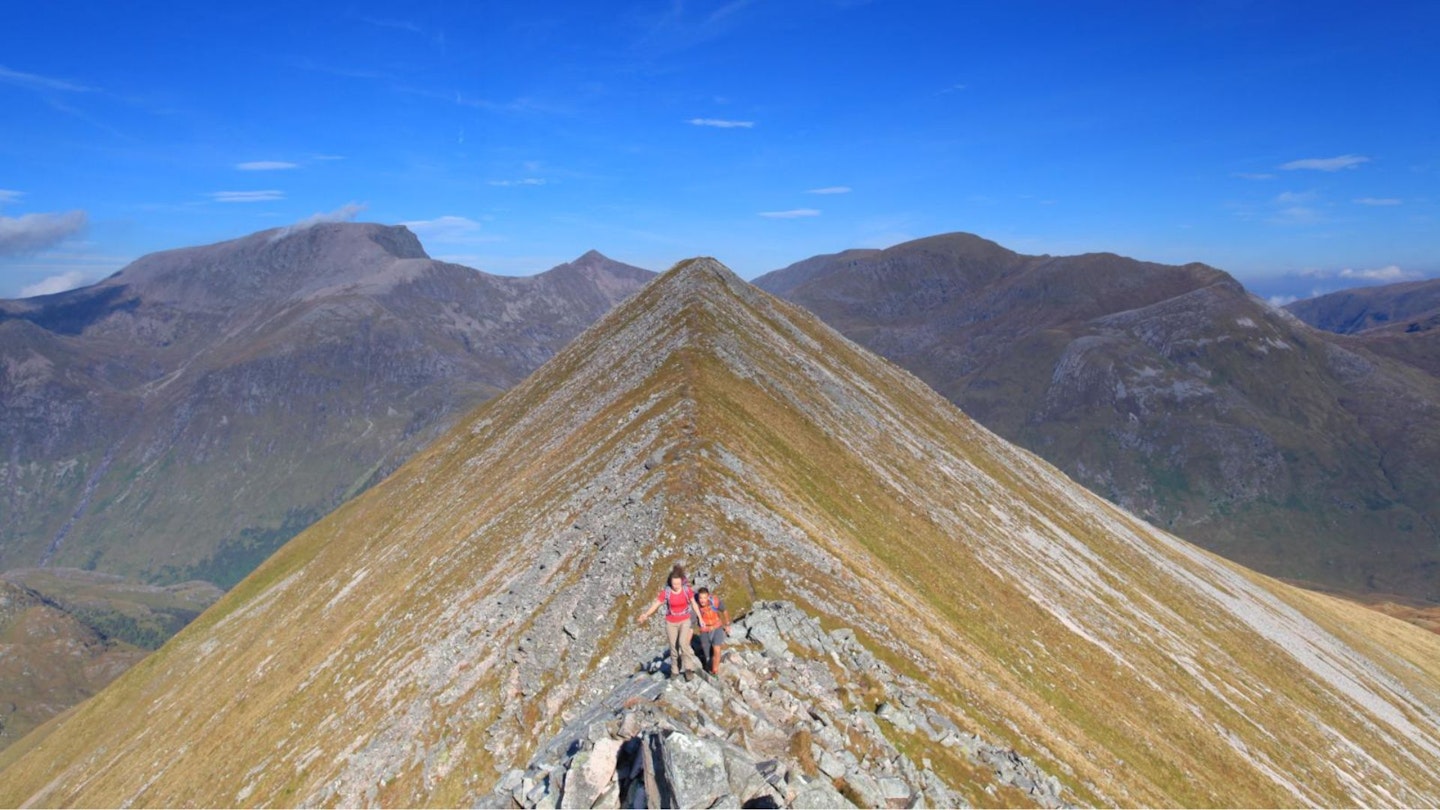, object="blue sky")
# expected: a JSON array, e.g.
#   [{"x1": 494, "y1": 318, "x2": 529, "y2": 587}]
[{"x1": 1, "y1": 1, "x2": 1436, "y2": 302}]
